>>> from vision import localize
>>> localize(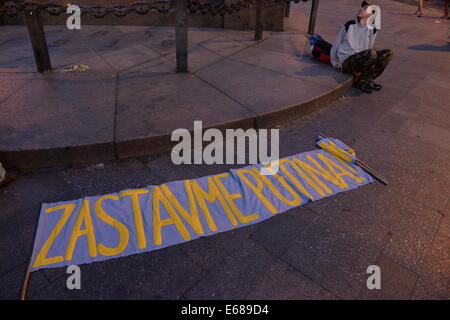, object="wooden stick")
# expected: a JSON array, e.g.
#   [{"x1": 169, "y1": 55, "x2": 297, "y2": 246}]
[
  {"x1": 20, "y1": 267, "x2": 32, "y2": 300},
  {"x1": 356, "y1": 160, "x2": 388, "y2": 185}
]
